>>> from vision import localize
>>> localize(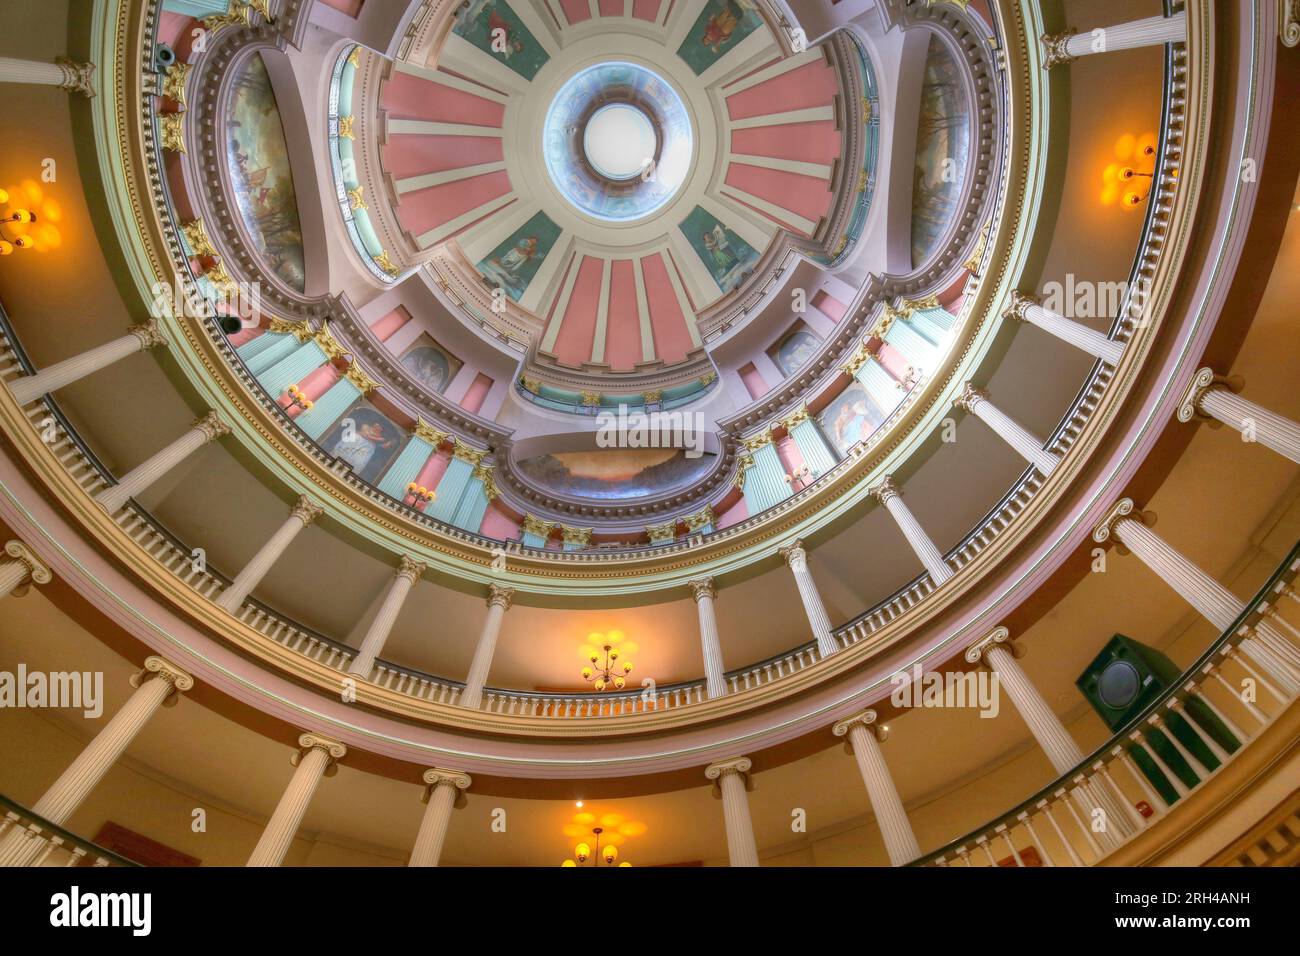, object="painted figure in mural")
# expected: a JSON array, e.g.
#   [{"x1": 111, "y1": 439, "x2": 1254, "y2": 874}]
[
  {"x1": 703, "y1": 223, "x2": 738, "y2": 272},
  {"x1": 480, "y1": 234, "x2": 539, "y2": 293},
  {"x1": 331, "y1": 420, "x2": 397, "y2": 476},
  {"x1": 775, "y1": 329, "x2": 820, "y2": 375},
  {"x1": 401, "y1": 346, "x2": 452, "y2": 393},
  {"x1": 700, "y1": 0, "x2": 758, "y2": 54},
  {"x1": 829, "y1": 398, "x2": 876, "y2": 452}
]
